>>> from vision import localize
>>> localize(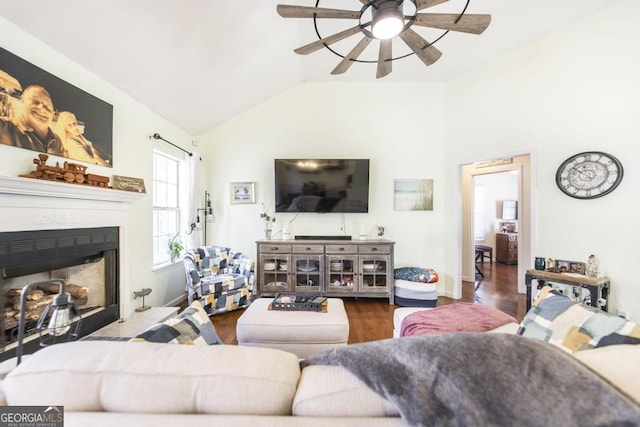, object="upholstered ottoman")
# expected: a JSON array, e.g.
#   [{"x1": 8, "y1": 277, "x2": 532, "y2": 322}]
[{"x1": 236, "y1": 298, "x2": 349, "y2": 359}]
